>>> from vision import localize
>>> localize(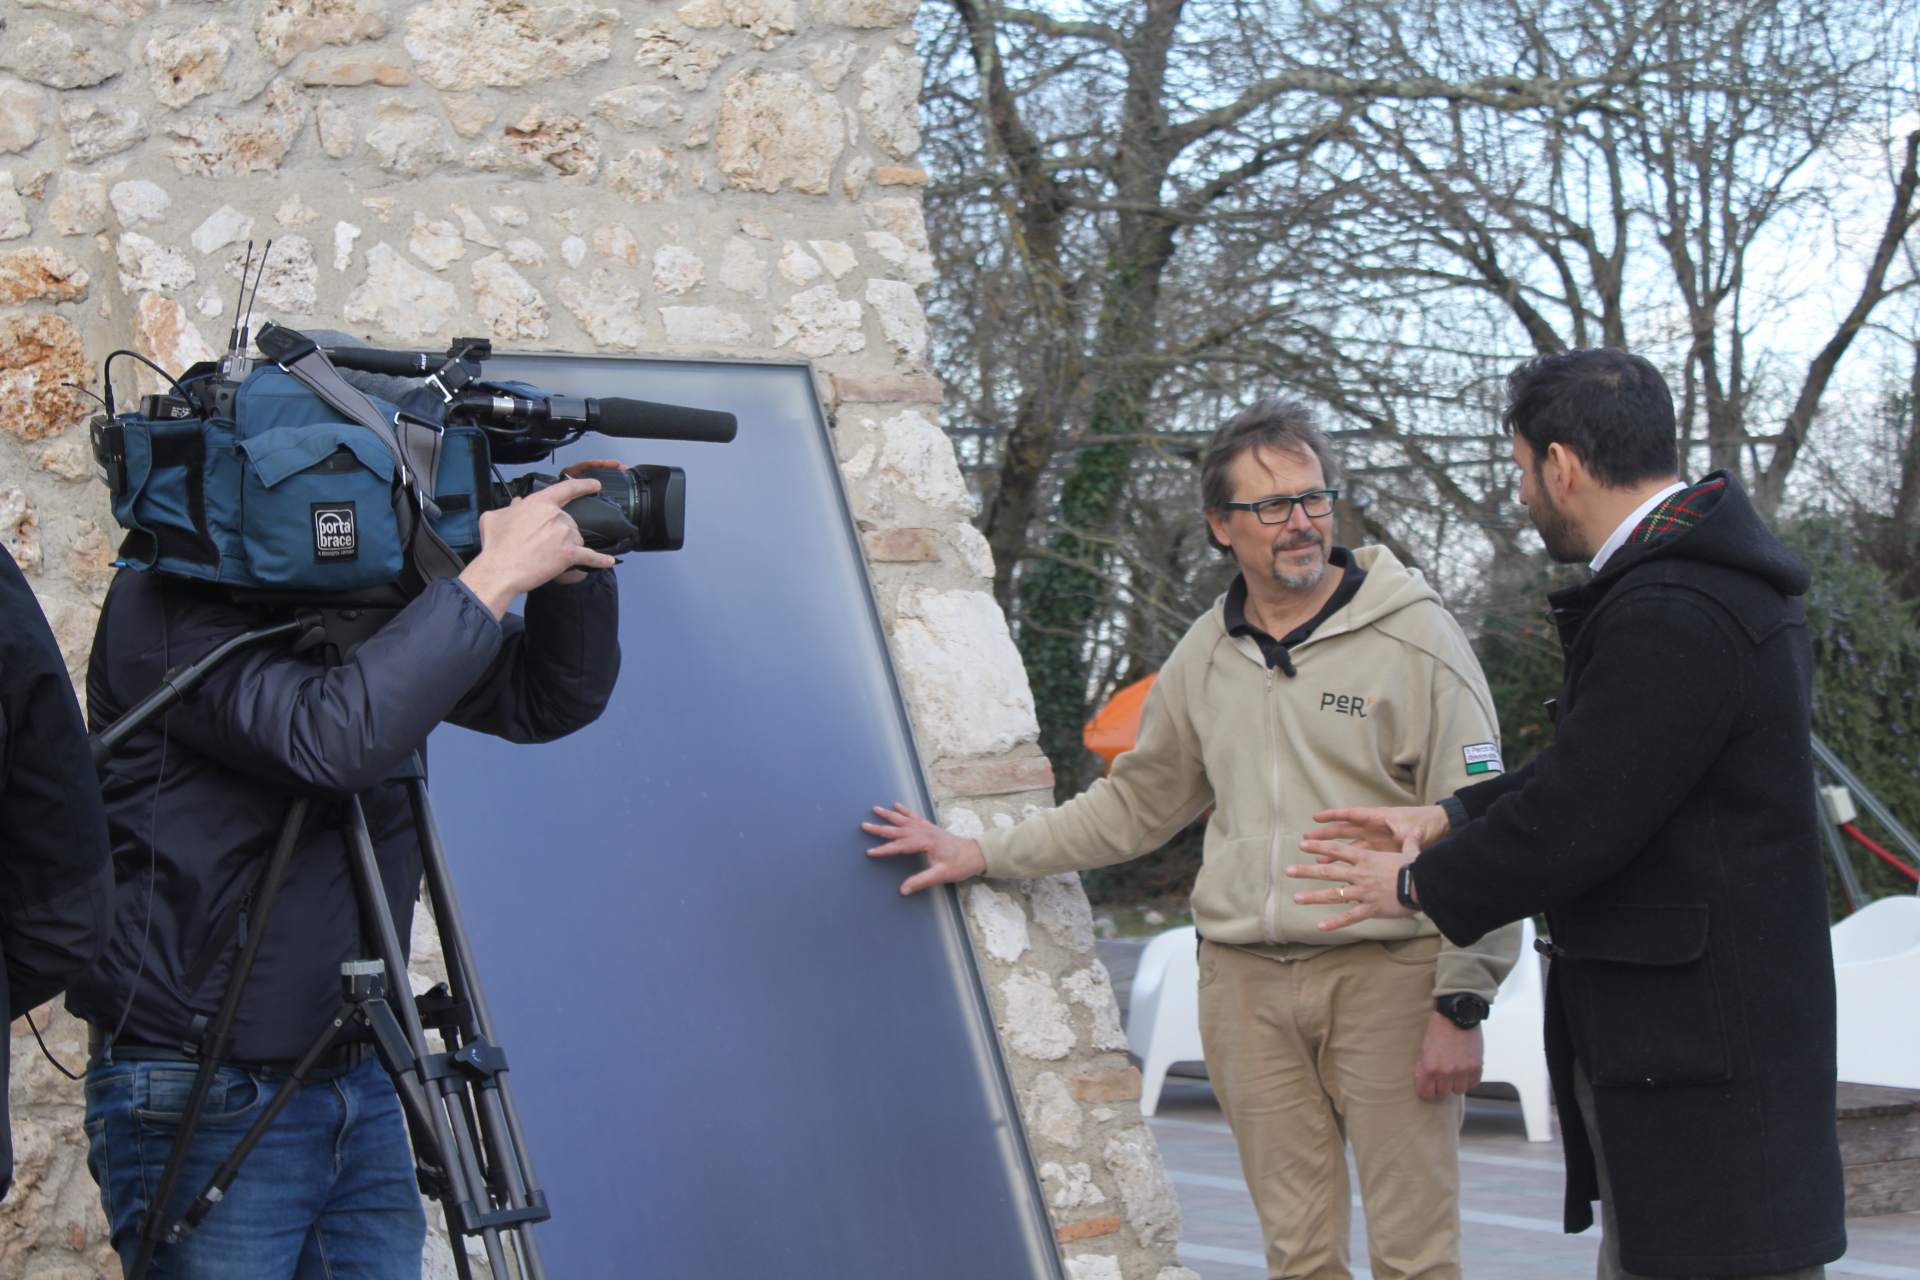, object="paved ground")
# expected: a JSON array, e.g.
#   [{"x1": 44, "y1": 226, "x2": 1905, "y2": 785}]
[{"x1": 1147, "y1": 1076, "x2": 1920, "y2": 1280}]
